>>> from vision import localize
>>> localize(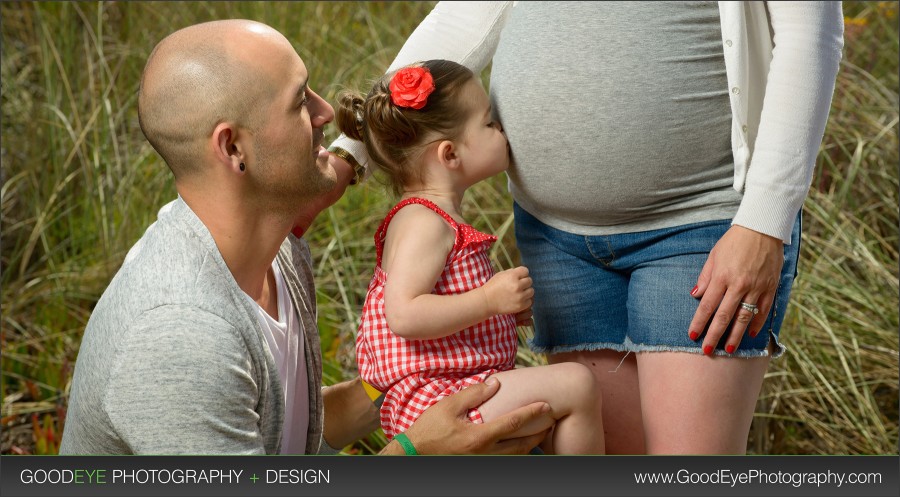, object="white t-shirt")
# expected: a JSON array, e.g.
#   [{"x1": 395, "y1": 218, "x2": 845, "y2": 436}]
[{"x1": 244, "y1": 259, "x2": 309, "y2": 454}]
